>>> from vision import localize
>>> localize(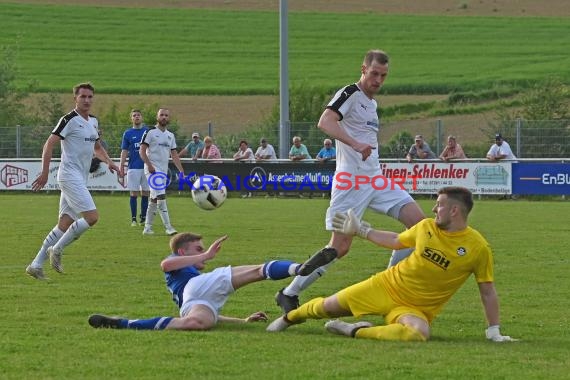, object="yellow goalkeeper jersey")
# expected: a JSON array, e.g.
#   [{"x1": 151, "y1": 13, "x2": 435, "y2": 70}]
[{"x1": 380, "y1": 218, "x2": 494, "y2": 320}]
